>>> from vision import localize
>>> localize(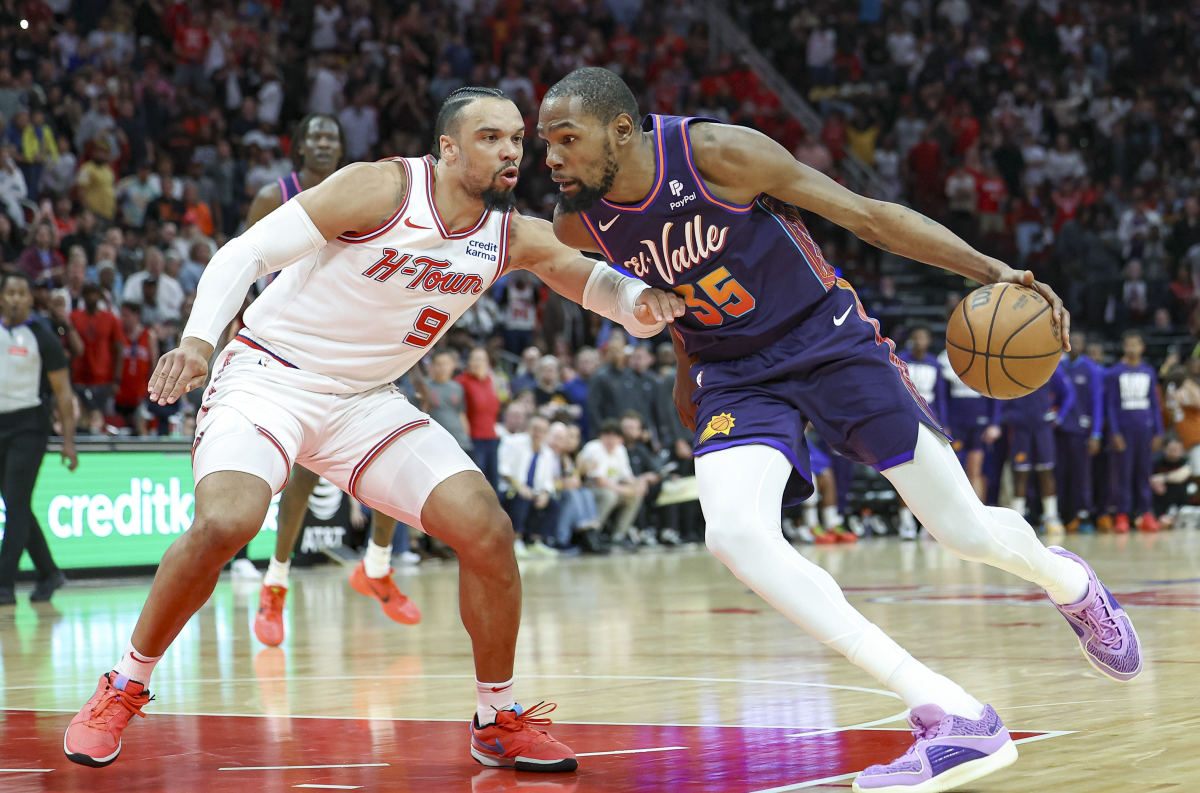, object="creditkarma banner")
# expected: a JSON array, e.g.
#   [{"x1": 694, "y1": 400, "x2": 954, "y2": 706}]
[{"x1": 0, "y1": 451, "x2": 281, "y2": 571}]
